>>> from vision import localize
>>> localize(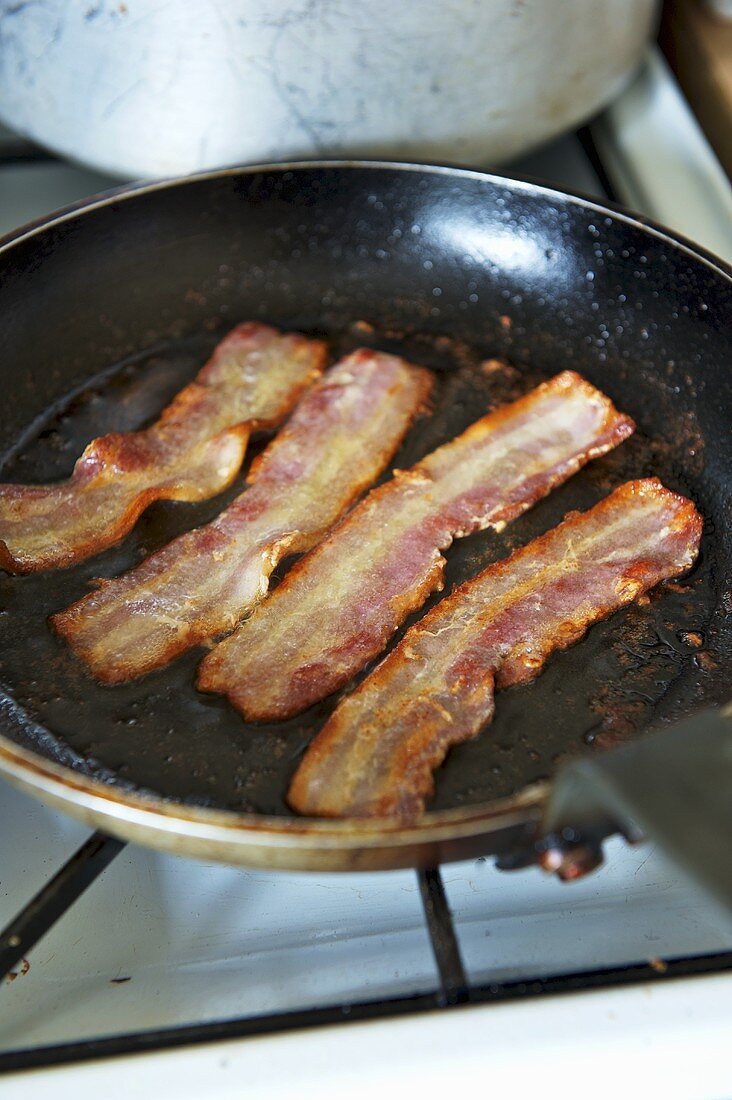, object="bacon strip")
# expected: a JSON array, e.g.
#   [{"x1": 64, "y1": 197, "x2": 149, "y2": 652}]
[
  {"x1": 0, "y1": 323, "x2": 326, "y2": 573},
  {"x1": 198, "y1": 371, "x2": 635, "y2": 718},
  {"x1": 52, "y1": 350, "x2": 432, "y2": 683},
  {"x1": 289, "y1": 479, "x2": 703, "y2": 820}
]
